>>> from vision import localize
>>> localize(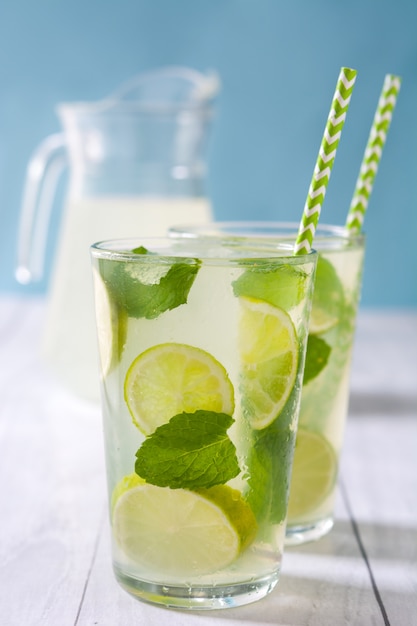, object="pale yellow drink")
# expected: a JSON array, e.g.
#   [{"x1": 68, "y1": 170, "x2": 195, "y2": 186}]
[
  {"x1": 91, "y1": 237, "x2": 316, "y2": 609},
  {"x1": 286, "y1": 233, "x2": 365, "y2": 543}
]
